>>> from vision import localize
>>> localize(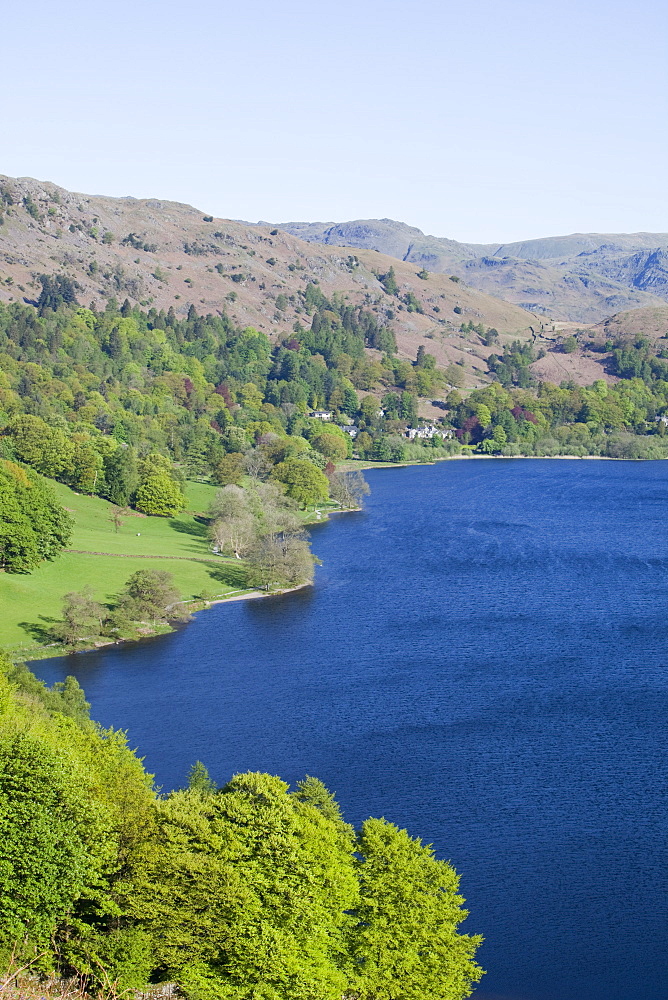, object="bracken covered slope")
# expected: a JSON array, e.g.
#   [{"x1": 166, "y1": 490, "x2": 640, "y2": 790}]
[{"x1": 0, "y1": 175, "x2": 541, "y2": 387}]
